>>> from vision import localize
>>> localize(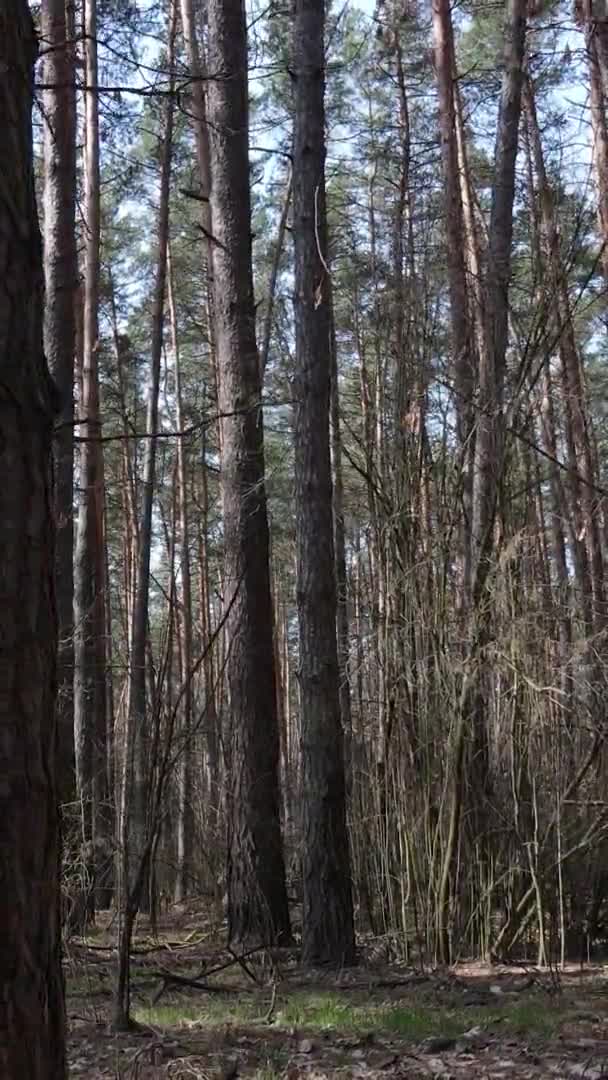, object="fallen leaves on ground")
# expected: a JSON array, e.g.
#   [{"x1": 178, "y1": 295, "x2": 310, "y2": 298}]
[{"x1": 66, "y1": 913, "x2": 608, "y2": 1079}]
